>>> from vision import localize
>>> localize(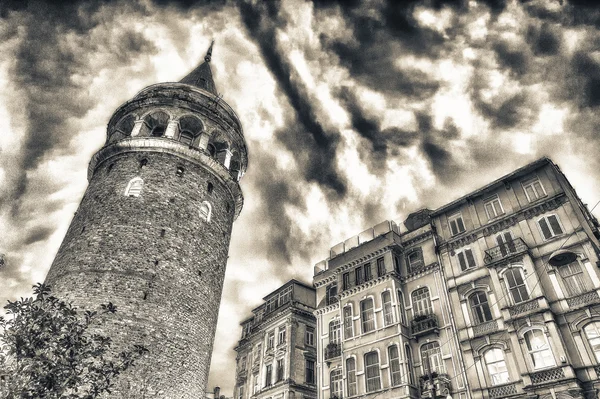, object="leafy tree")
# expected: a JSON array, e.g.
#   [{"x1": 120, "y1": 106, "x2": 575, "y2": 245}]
[{"x1": 0, "y1": 283, "x2": 147, "y2": 398}]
